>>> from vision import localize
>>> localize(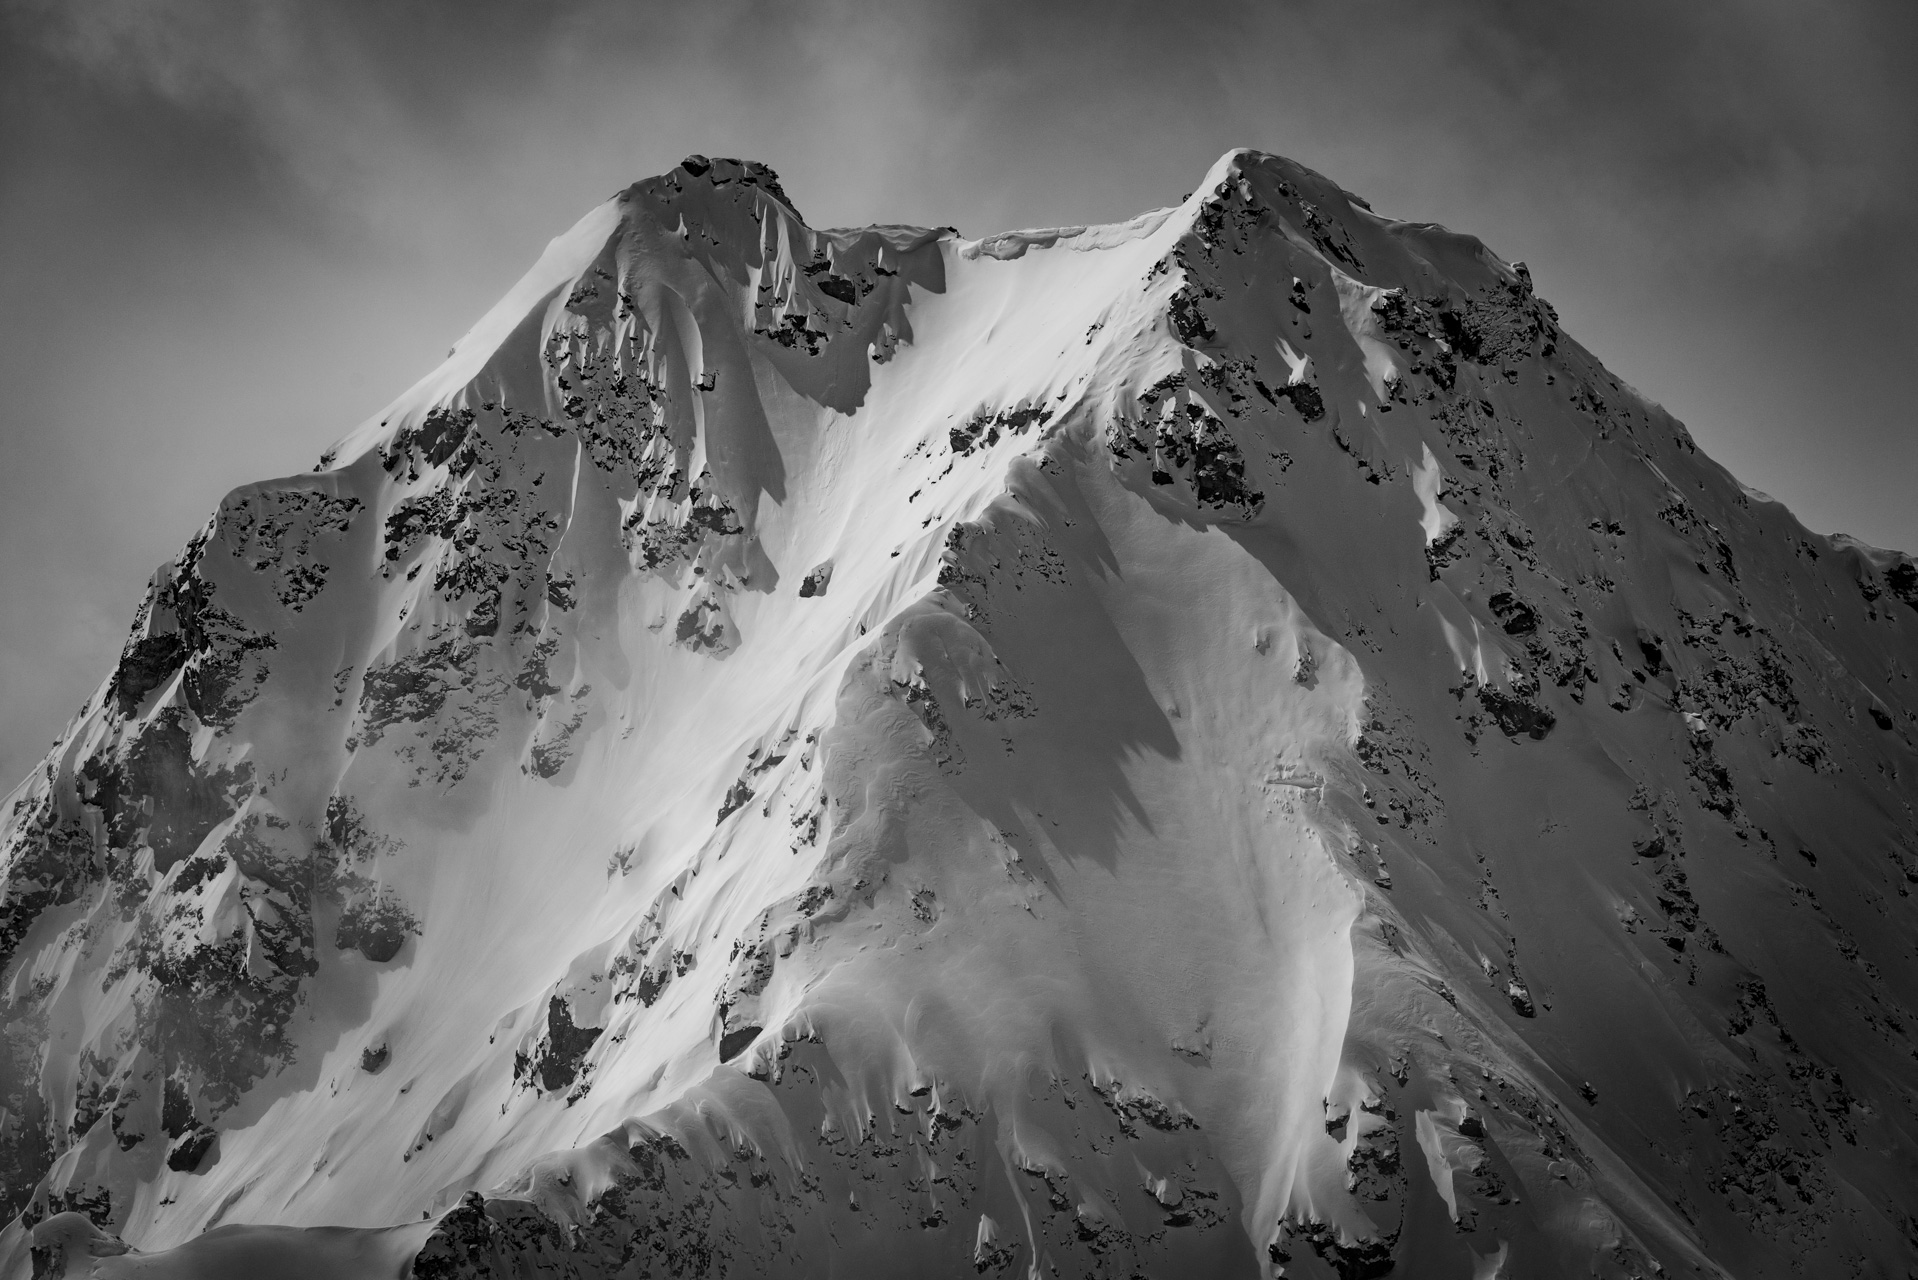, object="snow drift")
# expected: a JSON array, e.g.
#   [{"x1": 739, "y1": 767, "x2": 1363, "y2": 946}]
[{"x1": 3, "y1": 149, "x2": 1917, "y2": 1279}]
